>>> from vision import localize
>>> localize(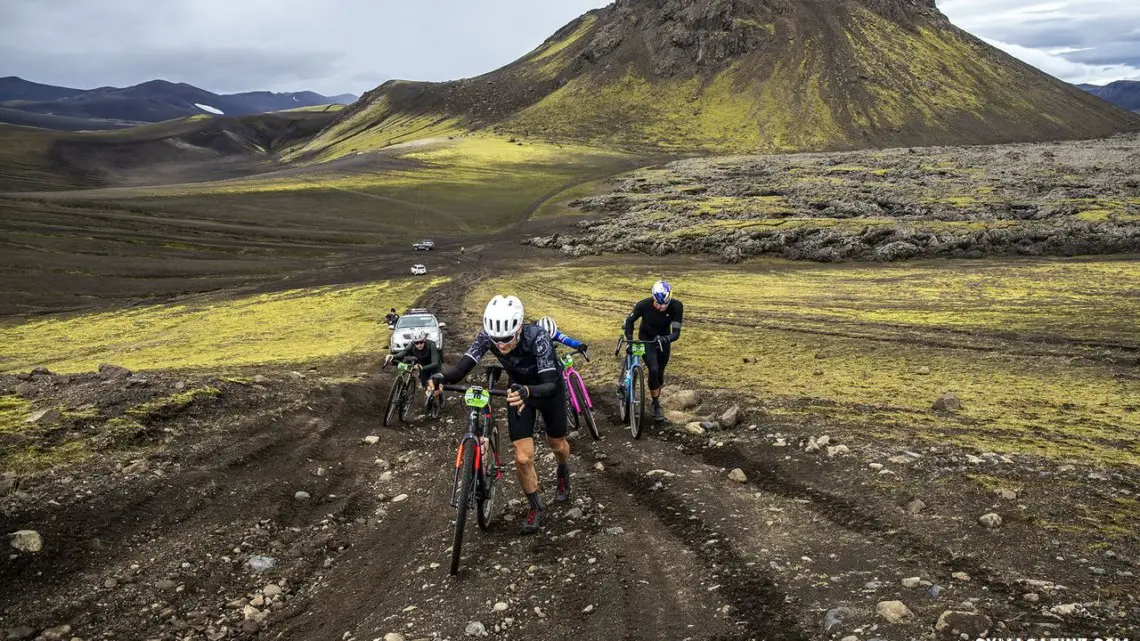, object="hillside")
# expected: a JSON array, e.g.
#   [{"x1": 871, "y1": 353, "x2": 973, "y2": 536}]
[
  {"x1": 1078, "y1": 80, "x2": 1140, "y2": 112},
  {"x1": 0, "y1": 77, "x2": 358, "y2": 129},
  {"x1": 295, "y1": 0, "x2": 1140, "y2": 160}
]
